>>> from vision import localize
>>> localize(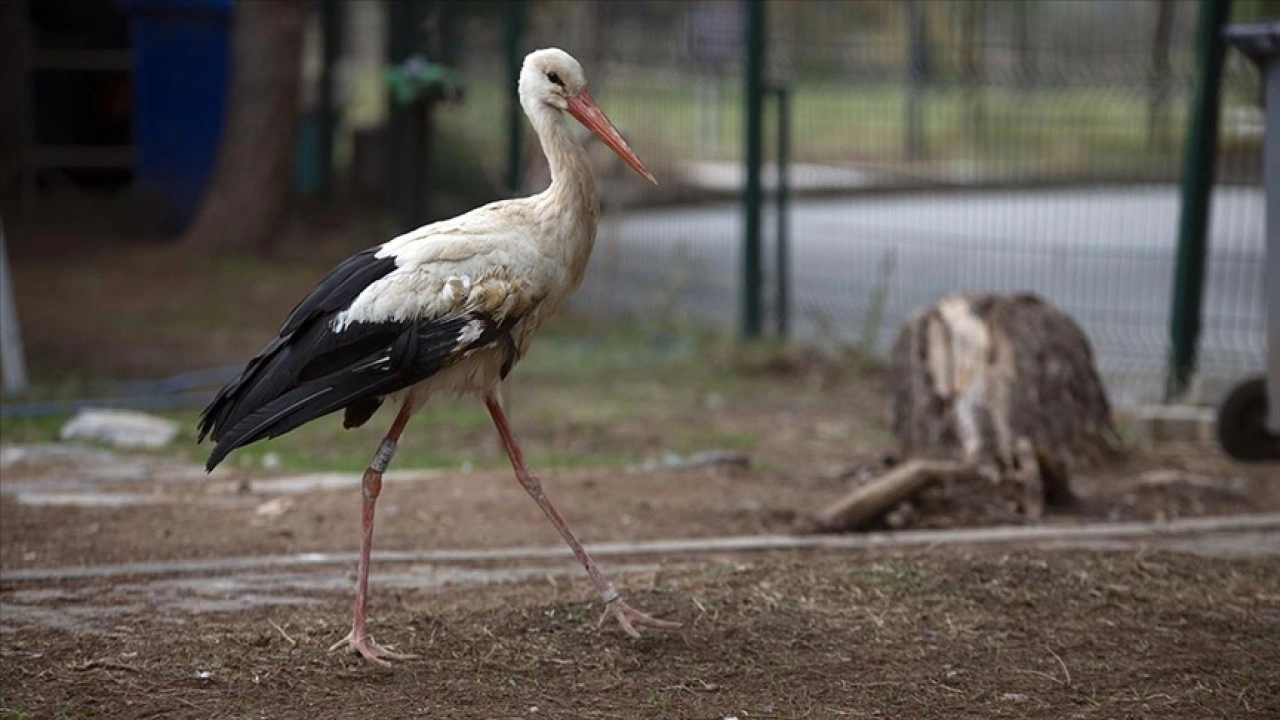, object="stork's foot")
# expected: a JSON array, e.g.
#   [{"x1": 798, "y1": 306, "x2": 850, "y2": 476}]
[
  {"x1": 597, "y1": 596, "x2": 682, "y2": 638},
  {"x1": 328, "y1": 630, "x2": 417, "y2": 667}
]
